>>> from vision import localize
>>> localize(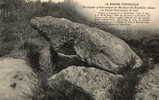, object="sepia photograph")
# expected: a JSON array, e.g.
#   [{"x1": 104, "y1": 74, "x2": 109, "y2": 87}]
[{"x1": 0, "y1": 0, "x2": 159, "y2": 100}]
